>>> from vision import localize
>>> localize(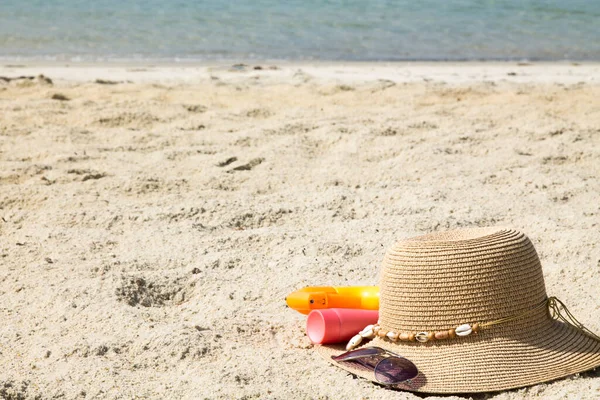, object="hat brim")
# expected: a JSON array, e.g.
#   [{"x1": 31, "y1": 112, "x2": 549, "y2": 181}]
[{"x1": 317, "y1": 317, "x2": 600, "y2": 393}]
